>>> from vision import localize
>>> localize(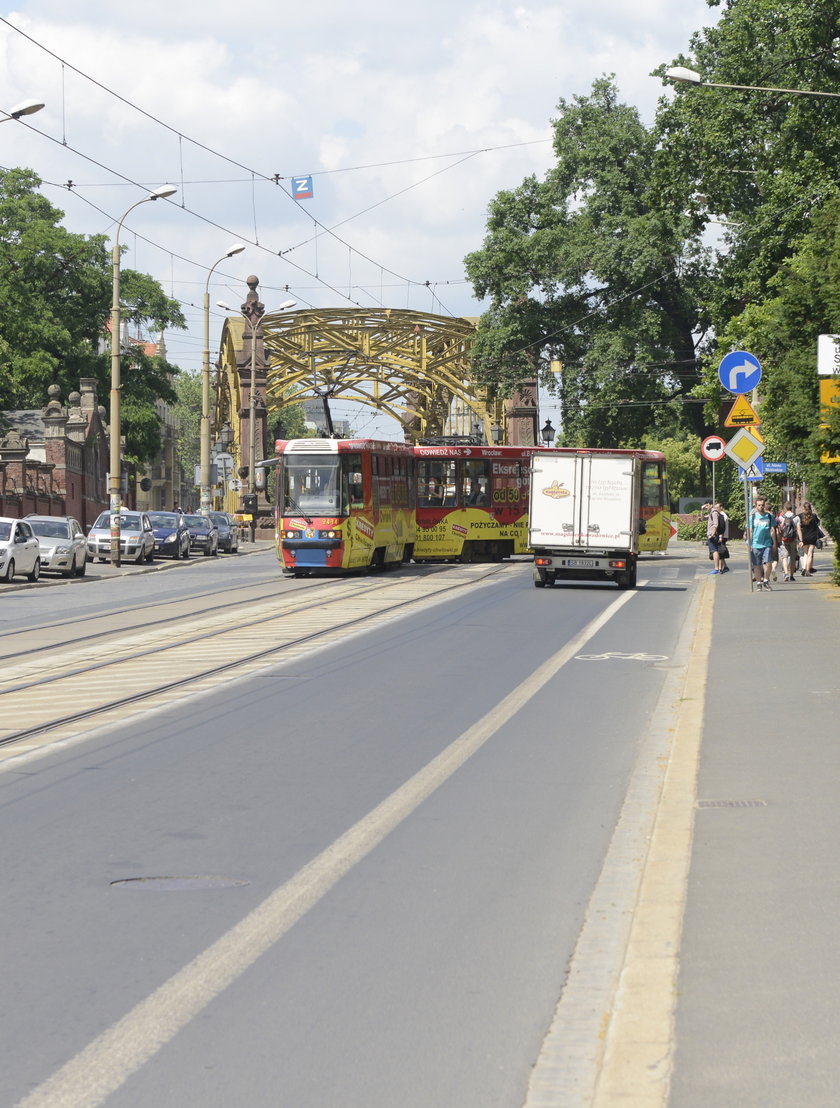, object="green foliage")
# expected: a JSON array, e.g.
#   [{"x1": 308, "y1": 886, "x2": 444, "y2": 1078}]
[
  {"x1": 173, "y1": 371, "x2": 202, "y2": 480},
  {"x1": 0, "y1": 168, "x2": 110, "y2": 407},
  {"x1": 677, "y1": 518, "x2": 707, "y2": 541},
  {"x1": 716, "y1": 196, "x2": 840, "y2": 582},
  {"x1": 464, "y1": 78, "x2": 714, "y2": 447},
  {"x1": 0, "y1": 168, "x2": 186, "y2": 464}
]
